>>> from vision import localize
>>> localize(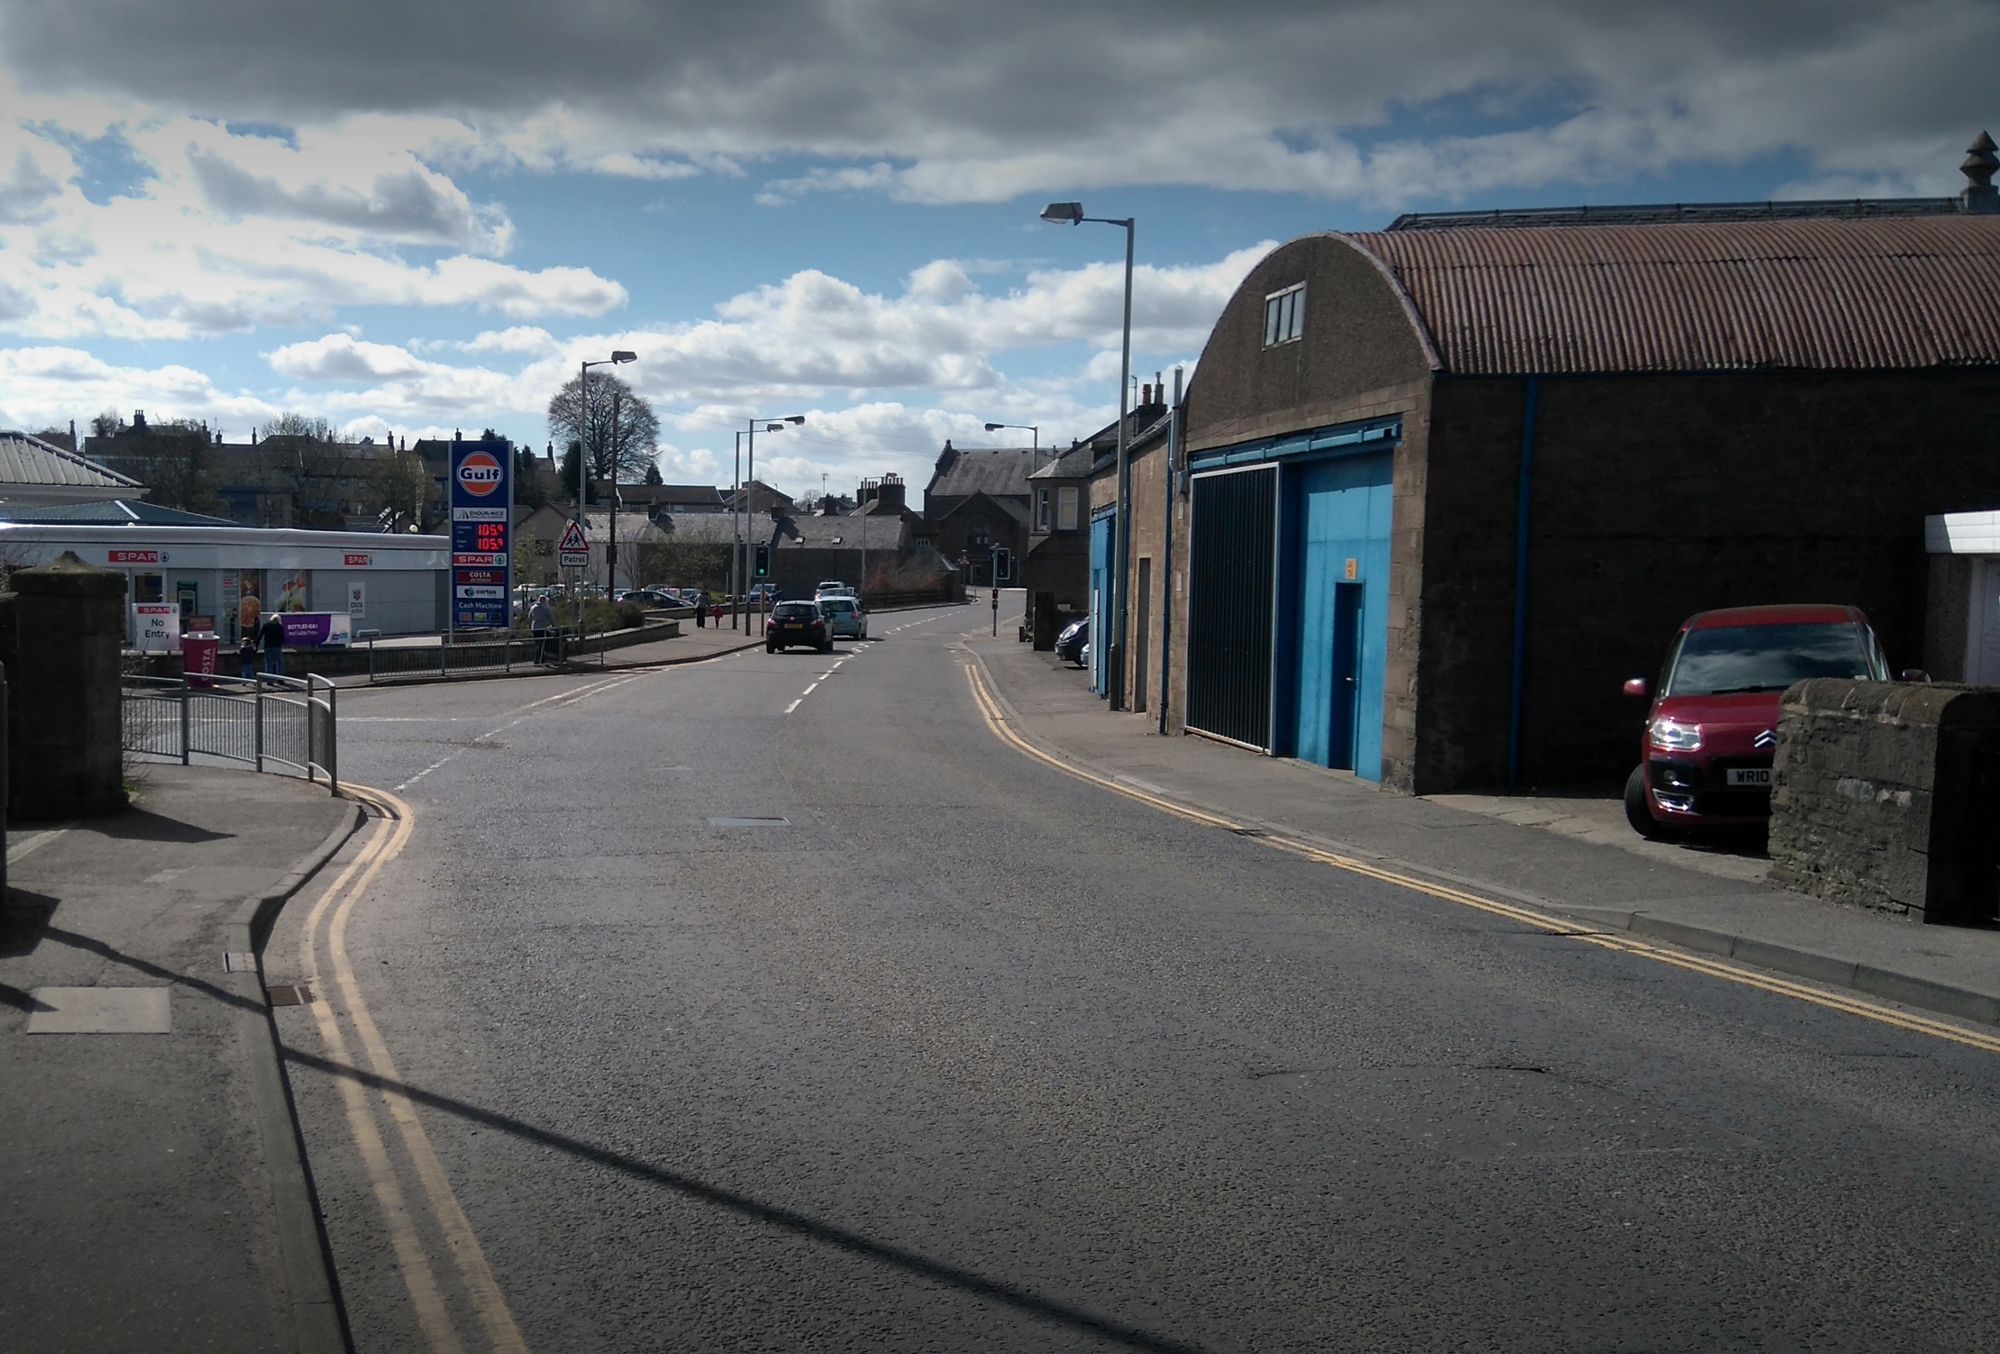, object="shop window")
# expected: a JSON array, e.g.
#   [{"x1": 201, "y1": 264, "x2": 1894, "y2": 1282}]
[
  {"x1": 133, "y1": 574, "x2": 164, "y2": 603},
  {"x1": 1264, "y1": 283, "x2": 1306, "y2": 347},
  {"x1": 1057, "y1": 486, "x2": 1080, "y2": 531}
]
